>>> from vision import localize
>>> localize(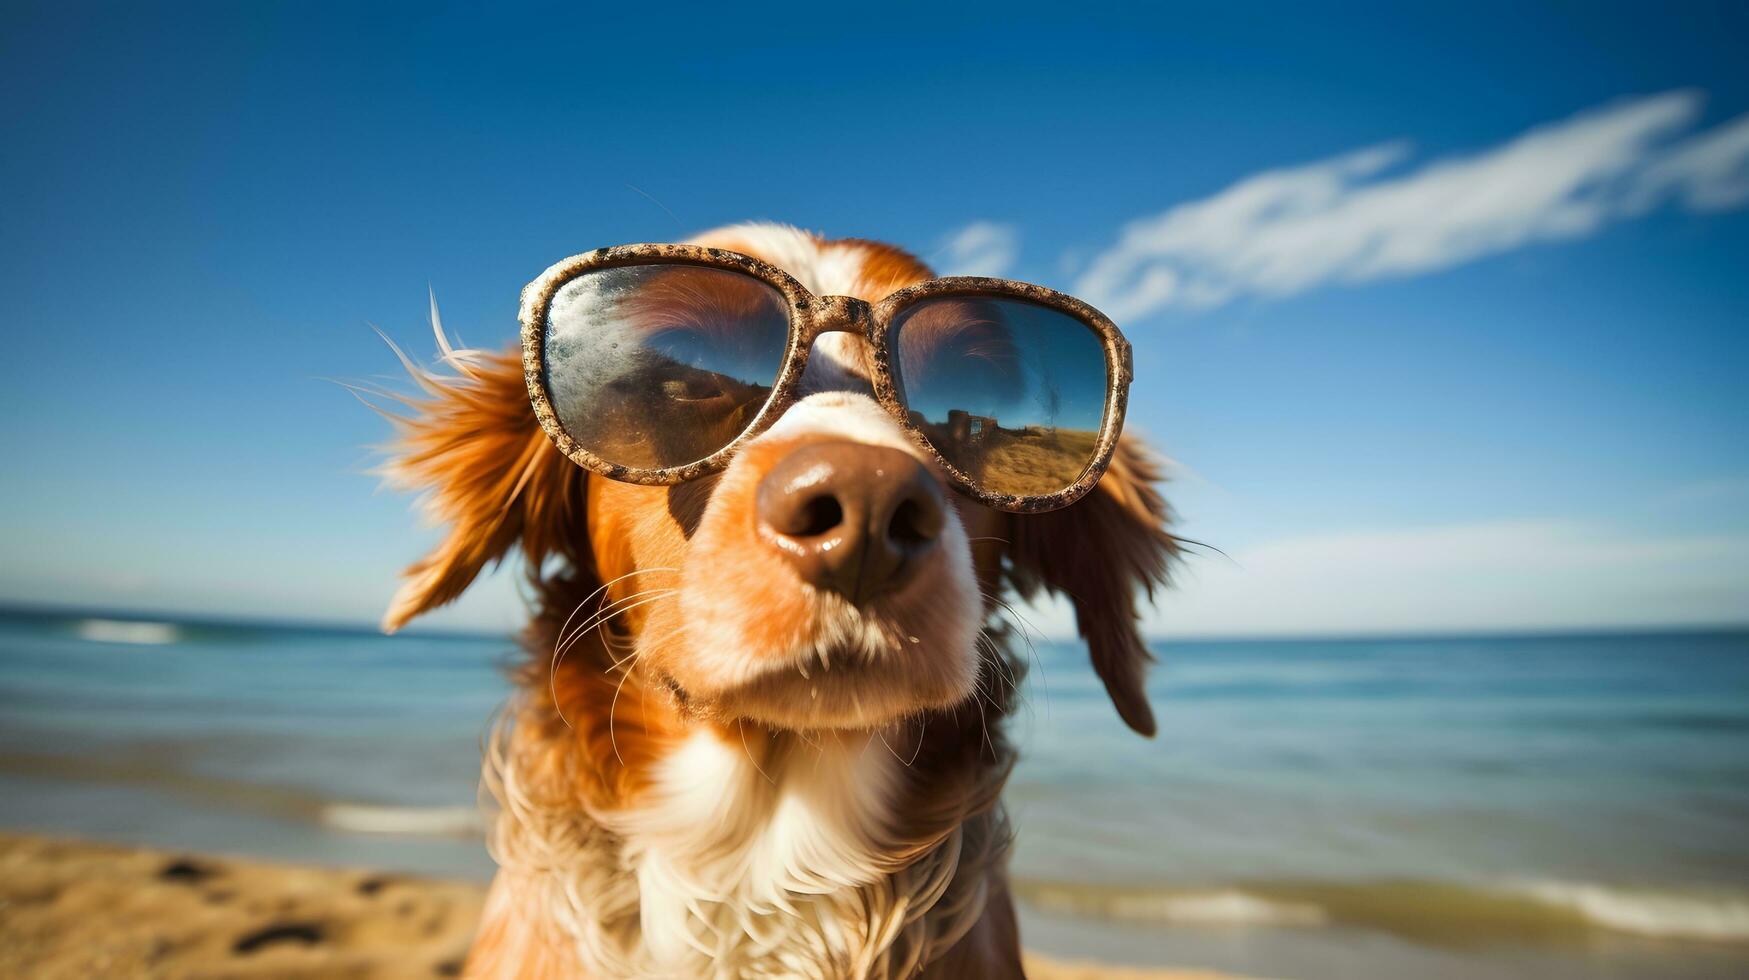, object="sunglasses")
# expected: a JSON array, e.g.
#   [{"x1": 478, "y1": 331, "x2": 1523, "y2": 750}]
[{"x1": 520, "y1": 244, "x2": 1133, "y2": 513}]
